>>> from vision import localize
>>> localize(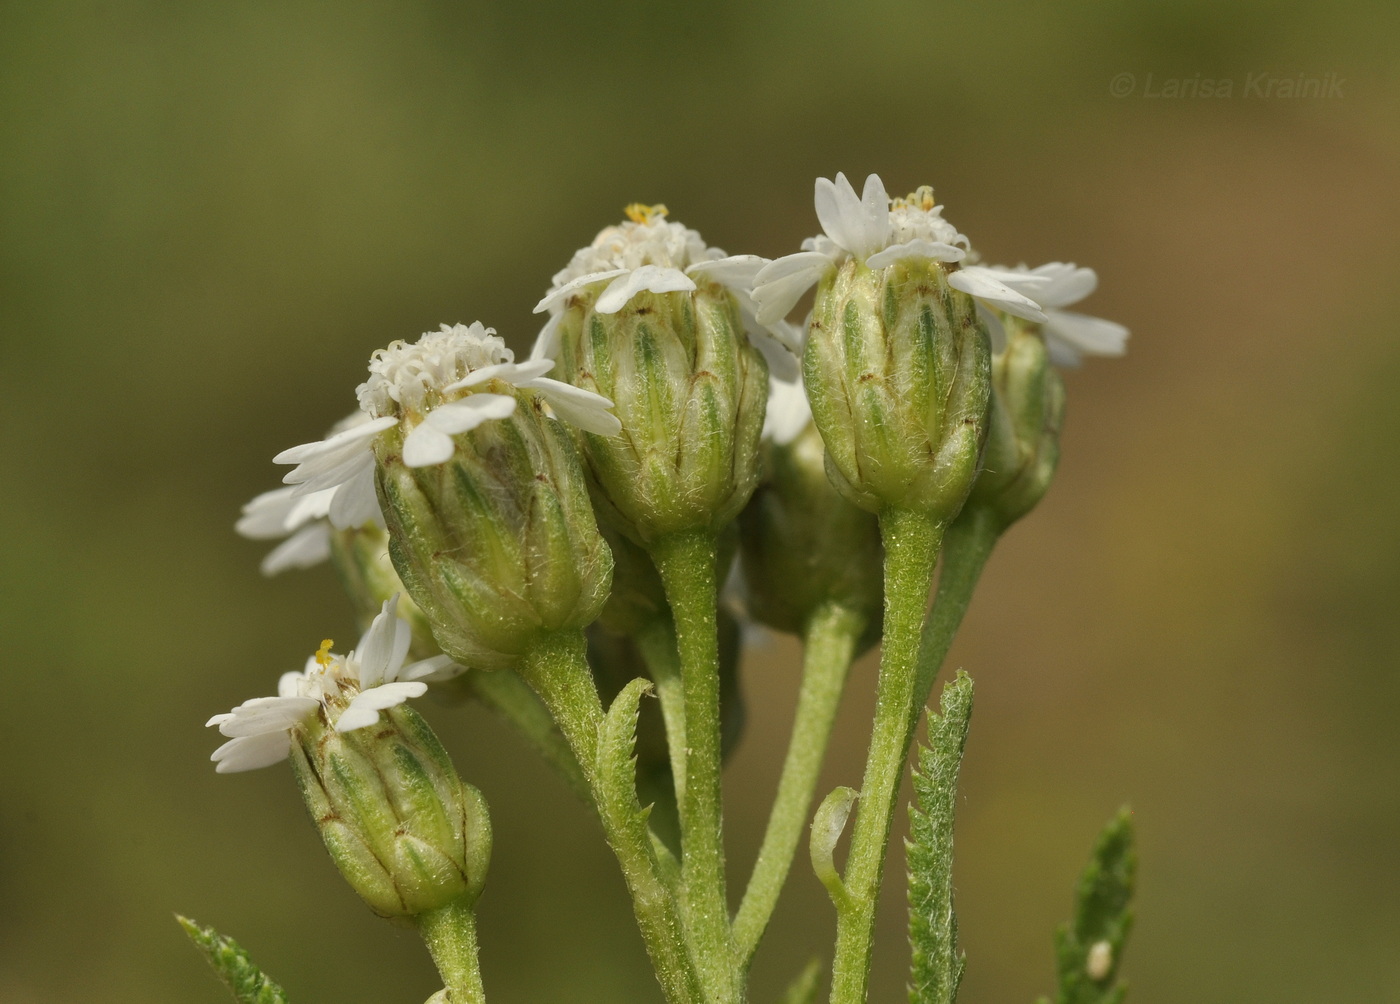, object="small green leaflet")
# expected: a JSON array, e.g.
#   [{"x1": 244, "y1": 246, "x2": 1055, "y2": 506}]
[
  {"x1": 906, "y1": 671, "x2": 973, "y2": 1004},
  {"x1": 177, "y1": 915, "x2": 289, "y2": 1004},
  {"x1": 1037, "y1": 808, "x2": 1137, "y2": 1004}
]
